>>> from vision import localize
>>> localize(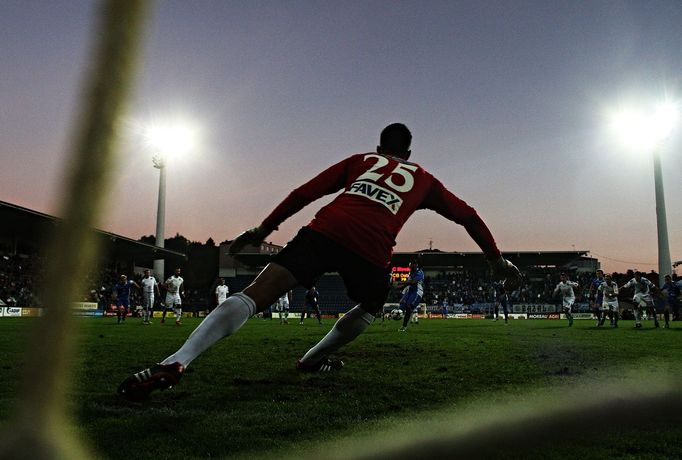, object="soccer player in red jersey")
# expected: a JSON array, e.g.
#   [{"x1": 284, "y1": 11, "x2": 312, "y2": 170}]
[{"x1": 118, "y1": 123, "x2": 521, "y2": 399}]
